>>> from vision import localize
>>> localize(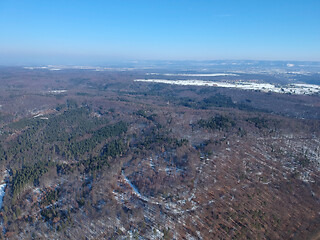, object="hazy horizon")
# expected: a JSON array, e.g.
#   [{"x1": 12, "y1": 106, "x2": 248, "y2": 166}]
[{"x1": 1, "y1": 58, "x2": 320, "y2": 68}]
